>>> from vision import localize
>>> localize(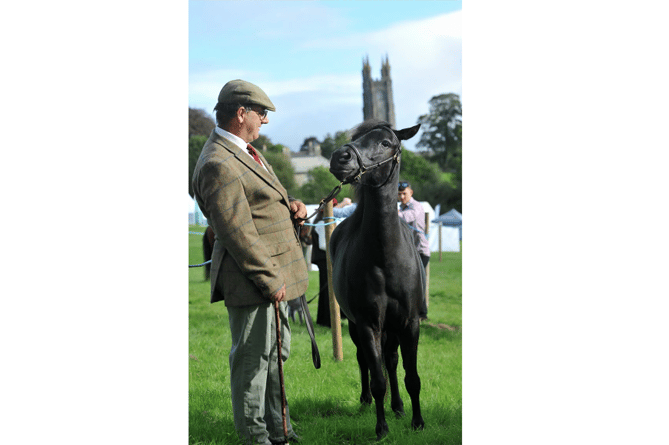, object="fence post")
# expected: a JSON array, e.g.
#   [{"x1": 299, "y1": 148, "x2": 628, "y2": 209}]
[
  {"x1": 424, "y1": 212, "x2": 430, "y2": 310},
  {"x1": 439, "y1": 222, "x2": 443, "y2": 262},
  {"x1": 324, "y1": 200, "x2": 343, "y2": 361}
]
